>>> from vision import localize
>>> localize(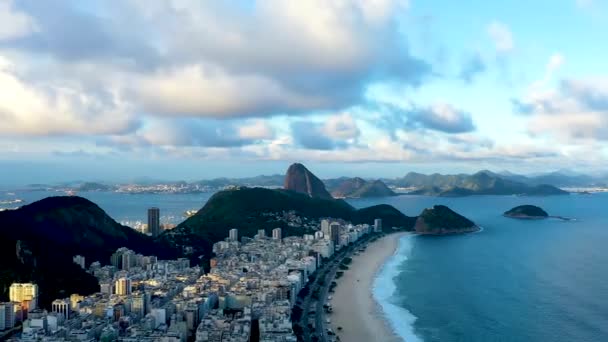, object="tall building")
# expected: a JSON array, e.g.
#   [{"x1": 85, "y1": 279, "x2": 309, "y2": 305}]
[
  {"x1": 229, "y1": 228, "x2": 238, "y2": 242},
  {"x1": 115, "y1": 278, "x2": 132, "y2": 296},
  {"x1": 374, "y1": 218, "x2": 382, "y2": 233},
  {"x1": 321, "y1": 219, "x2": 330, "y2": 235},
  {"x1": 9, "y1": 283, "x2": 38, "y2": 312},
  {"x1": 131, "y1": 293, "x2": 146, "y2": 318},
  {"x1": 257, "y1": 229, "x2": 266, "y2": 239},
  {"x1": 72, "y1": 255, "x2": 86, "y2": 269},
  {"x1": 148, "y1": 207, "x2": 161, "y2": 237},
  {"x1": 272, "y1": 228, "x2": 282, "y2": 240},
  {"x1": 51, "y1": 299, "x2": 70, "y2": 320},
  {"x1": 0, "y1": 302, "x2": 15, "y2": 330},
  {"x1": 329, "y1": 222, "x2": 340, "y2": 246}
]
